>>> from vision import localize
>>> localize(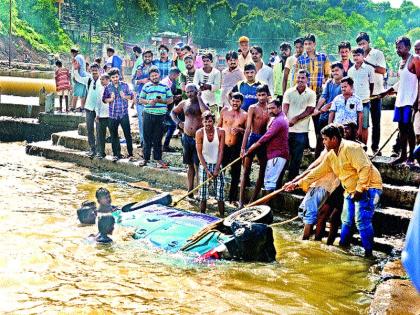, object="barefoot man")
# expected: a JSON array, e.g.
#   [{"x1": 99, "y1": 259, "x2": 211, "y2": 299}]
[
  {"x1": 239, "y1": 85, "x2": 270, "y2": 208},
  {"x1": 218, "y1": 92, "x2": 248, "y2": 204},
  {"x1": 171, "y1": 84, "x2": 209, "y2": 196}
]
